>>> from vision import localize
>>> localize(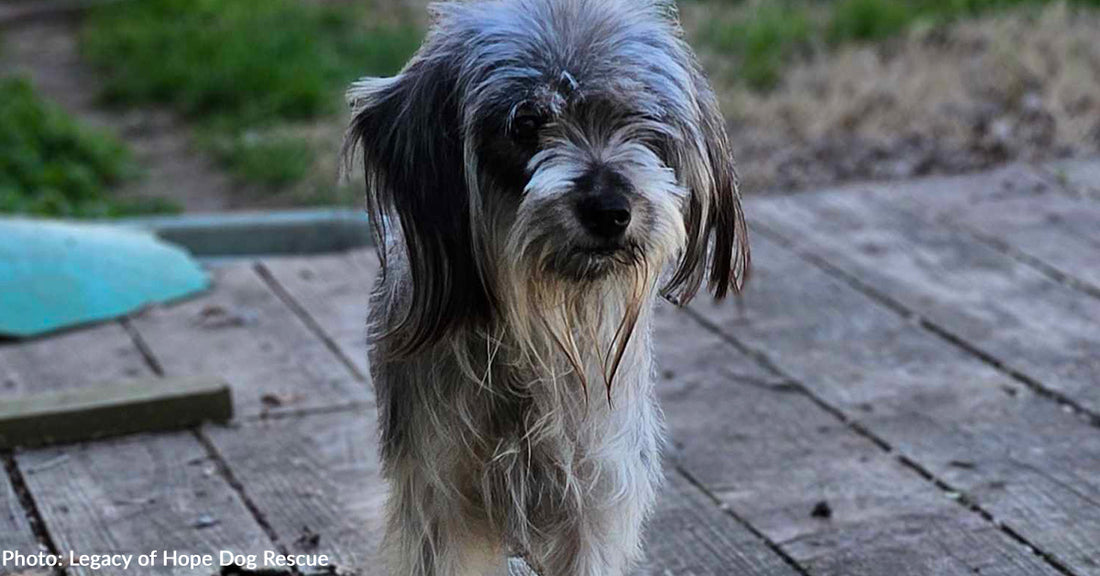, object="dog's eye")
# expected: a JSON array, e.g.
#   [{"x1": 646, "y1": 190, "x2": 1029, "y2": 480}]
[{"x1": 511, "y1": 110, "x2": 546, "y2": 145}]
